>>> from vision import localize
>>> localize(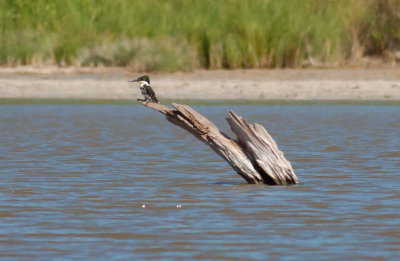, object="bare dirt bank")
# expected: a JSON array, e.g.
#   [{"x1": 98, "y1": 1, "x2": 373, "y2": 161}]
[{"x1": 1, "y1": 67, "x2": 400, "y2": 101}]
